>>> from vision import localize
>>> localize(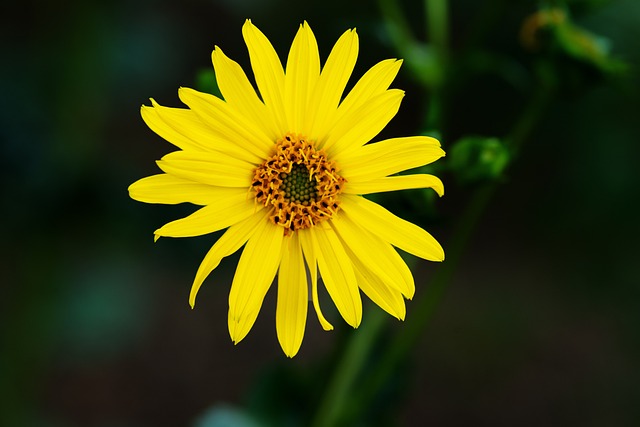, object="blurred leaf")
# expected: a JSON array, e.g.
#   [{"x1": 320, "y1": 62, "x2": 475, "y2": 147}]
[
  {"x1": 554, "y1": 18, "x2": 627, "y2": 75},
  {"x1": 449, "y1": 136, "x2": 510, "y2": 184},
  {"x1": 378, "y1": 0, "x2": 444, "y2": 88},
  {"x1": 195, "y1": 68, "x2": 223, "y2": 98},
  {"x1": 520, "y1": 7, "x2": 628, "y2": 80},
  {"x1": 403, "y1": 43, "x2": 444, "y2": 88}
]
